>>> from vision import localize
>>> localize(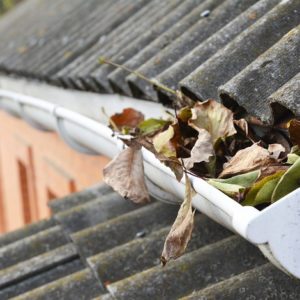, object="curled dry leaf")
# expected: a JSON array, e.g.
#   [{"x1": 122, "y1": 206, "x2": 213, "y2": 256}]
[
  {"x1": 161, "y1": 175, "x2": 195, "y2": 266},
  {"x1": 103, "y1": 147, "x2": 150, "y2": 204},
  {"x1": 220, "y1": 144, "x2": 277, "y2": 178},
  {"x1": 234, "y1": 118, "x2": 248, "y2": 136},
  {"x1": 188, "y1": 100, "x2": 237, "y2": 144},
  {"x1": 288, "y1": 119, "x2": 300, "y2": 147},
  {"x1": 268, "y1": 143, "x2": 285, "y2": 159},
  {"x1": 132, "y1": 135, "x2": 184, "y2": 182},
  {"x1": 110, "y1": 108, "x2": 144, "y2": 131},
  {"x1": 153, "y1": 125, "x2": 177, "y2": 158},
  {"x1": 183, "y1": 129, "x2": 214, "y2": 170}
]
